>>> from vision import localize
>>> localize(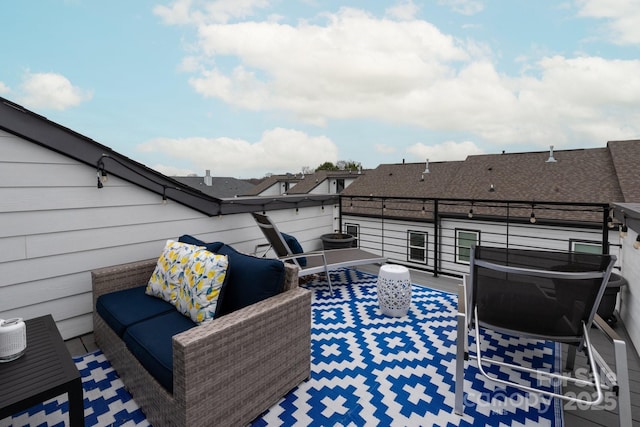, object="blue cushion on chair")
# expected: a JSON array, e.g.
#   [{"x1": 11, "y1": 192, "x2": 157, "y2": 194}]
[
  {"x1": 281, "y1": 233, "x2": 307, "y2": 267},
  {"x1": 178, "y1": 234, "x2": 224, "y2": 253},
  {"x1": 216, "y1": 244, "x2": 286, "y2": 315},
  {"x1": 96, "y1": 286, "x2": 175, "y2": 337},
  {"x1": 122, "y1": 310, "x2": 196, "y2": 392}
]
